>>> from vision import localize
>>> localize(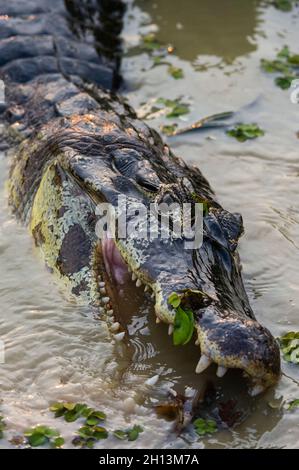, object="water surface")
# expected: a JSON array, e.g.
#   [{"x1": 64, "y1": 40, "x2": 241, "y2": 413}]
[{"x1": 0, "y1": 0, "x2": 299, "y2": 448}]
